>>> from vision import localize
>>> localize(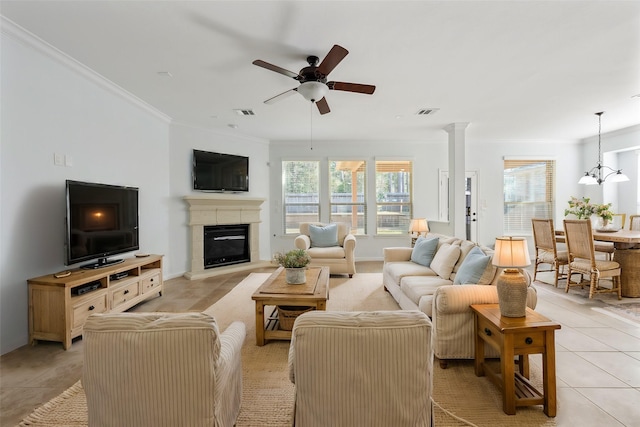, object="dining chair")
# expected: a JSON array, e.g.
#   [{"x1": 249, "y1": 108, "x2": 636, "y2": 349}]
[
  {"x1": 611, "y1": 213, "x2": 626, "y2": 230},
  {"x1": 531, "y1": 218, "x2": 568, "y2": 287},
  {"x1": 563, "y1": 219, "x2": 622, "y2": 299},
  {"x1": 629, "y1": 215, "x2": 640, "y2": 231}
]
